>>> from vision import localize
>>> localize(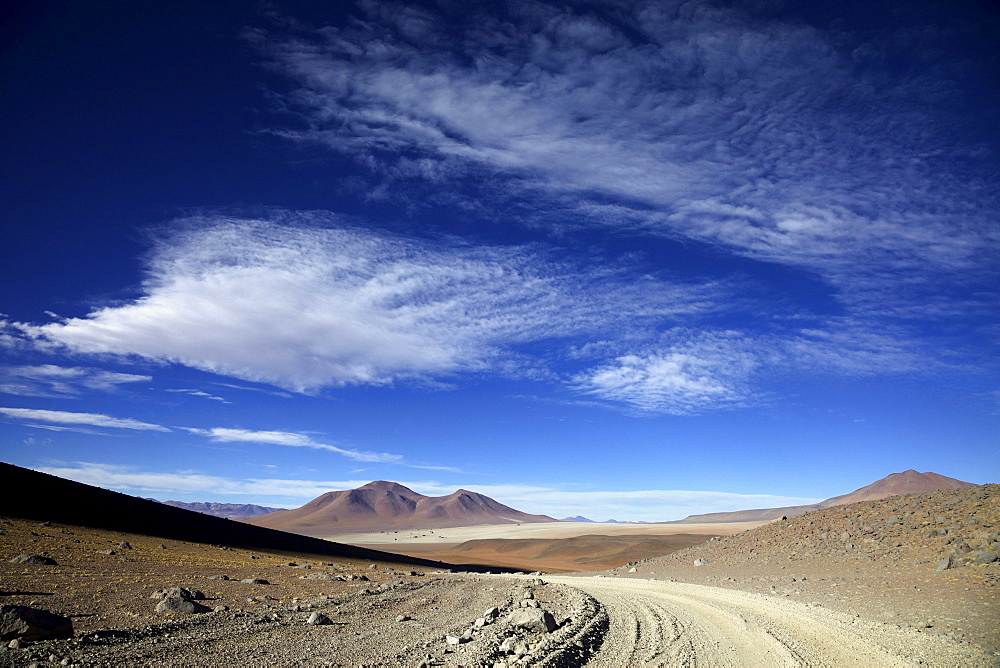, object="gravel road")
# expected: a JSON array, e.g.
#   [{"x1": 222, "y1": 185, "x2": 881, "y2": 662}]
[{"x1": 541, "y1": 575, "x2": 995, "y2": 667}]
